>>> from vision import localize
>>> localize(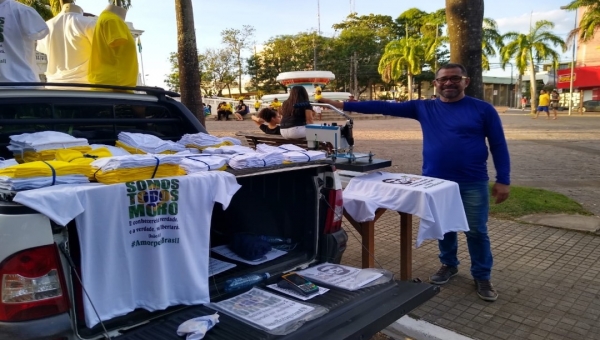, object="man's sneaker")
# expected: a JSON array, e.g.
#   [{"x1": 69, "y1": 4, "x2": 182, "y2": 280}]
[
  {"x1": 429, "y1": 265, "x2": 458, "y2": 285},
  {"x1": 474, "y1": 279, "x2": 498, "y2": 301}
]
